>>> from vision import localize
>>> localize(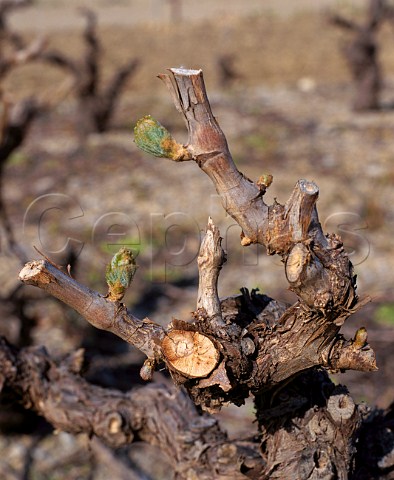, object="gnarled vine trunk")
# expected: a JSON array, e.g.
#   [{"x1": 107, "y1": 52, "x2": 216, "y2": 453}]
[{"x1": 1, "y1": 68, "x2": 391, "y2": 478}]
